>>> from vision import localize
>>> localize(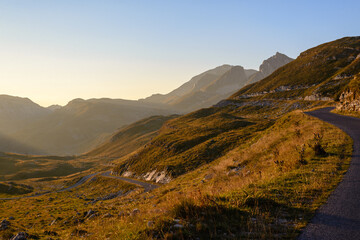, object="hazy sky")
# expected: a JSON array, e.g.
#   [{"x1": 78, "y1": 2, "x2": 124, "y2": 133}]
[{"x1": 0, "y1": 0, "x2": 359, "y2": 107}]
